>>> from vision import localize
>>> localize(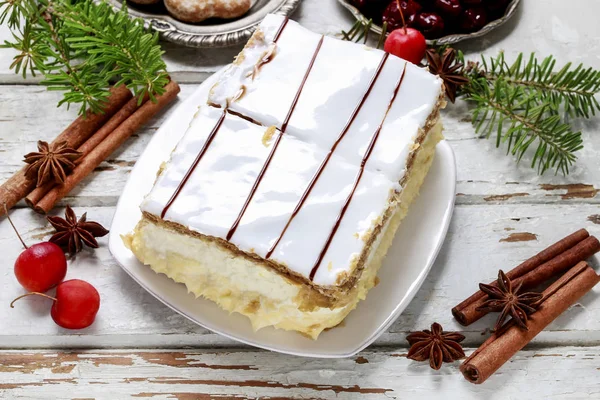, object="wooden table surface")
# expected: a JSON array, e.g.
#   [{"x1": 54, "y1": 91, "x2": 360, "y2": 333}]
[{"x1": 1, "y1": 0, "x2": 600, "y2": 398}]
